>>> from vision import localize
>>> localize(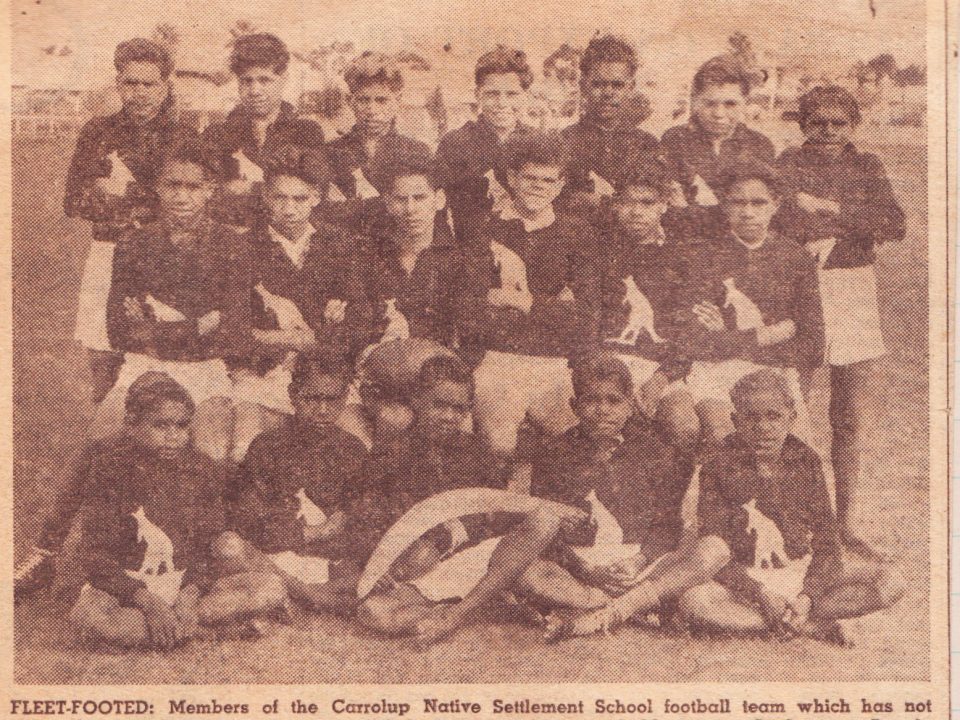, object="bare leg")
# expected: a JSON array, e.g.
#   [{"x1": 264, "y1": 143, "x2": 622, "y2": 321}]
[
  {"x1": 696, "y1": 399, "x2": 735, "y2": 446},
  {"x1": 810, "y1": 562, "x2": 905, "y2": 621},
  {"x1": 677, "y1": 581, "x2": 768, "y2": 633},
  {"x1": 197, "y1": 572, "x2": 287, "y2": 625},
  {"x1": 69, "y1": 586, "x2": 150, "y2": 648},
  {"x1": 549, "y1": 535, "x2": 730, "y2": 640},
  {"x1": 830, "y1": 361, "x2": 882, "y2": 558},
  {"x1": 516, "y1": 559, "x2": 609, "y2": 609},
  {"x1": 655, "y1": 389, "x2": 701, "y2": 451},
  {"x1": 230, "y1": 402, "x2": 286, "y2": 464},
  {"x1": 356, "y1": 584, "x2": 435, "y2": 636},
  {"x1": 412, "y1": 507, "x2": 565, "y2": 644},
  {"x1": 193, "y1": 396, "x2": 234, "y2": 462}
]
